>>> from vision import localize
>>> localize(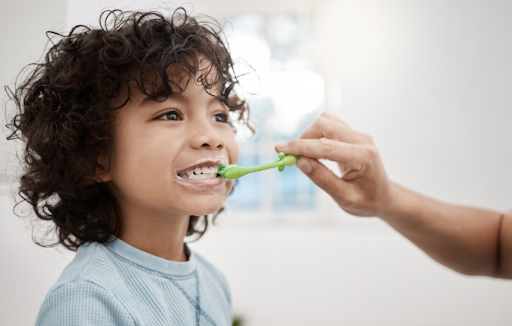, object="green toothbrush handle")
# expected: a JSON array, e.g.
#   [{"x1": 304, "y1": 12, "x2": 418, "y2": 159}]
[
  {"x1": 245, "y1": 152, "x2": 301, "y2": 174},
  {"x1": 278, "y1": 152, "x2": 301, "y2": 172},
  {"x1": 218, "y1": 152, "x2": 302, "y2": 179}
]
